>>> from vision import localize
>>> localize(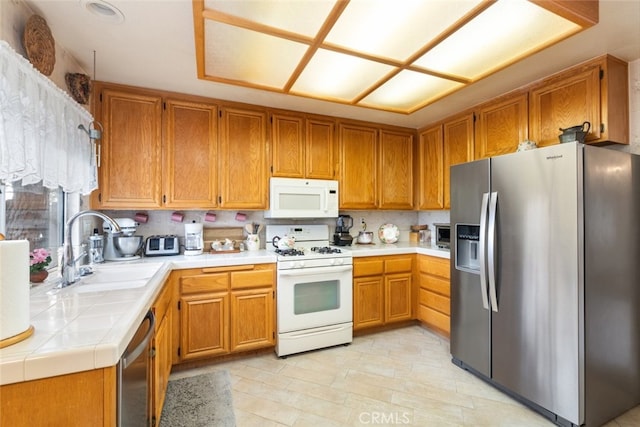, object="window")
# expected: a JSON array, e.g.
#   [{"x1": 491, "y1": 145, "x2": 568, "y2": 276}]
[{"x1": 0, "y1": 181, "x2": 64, "y2": 269}]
